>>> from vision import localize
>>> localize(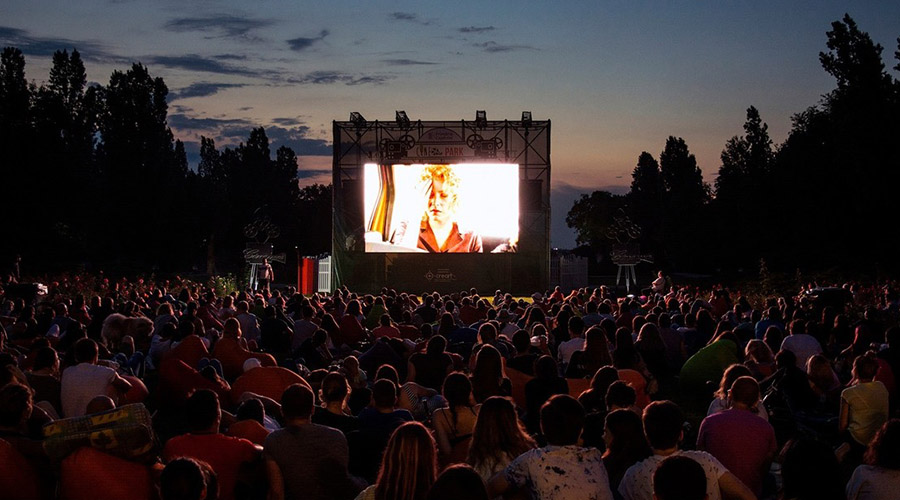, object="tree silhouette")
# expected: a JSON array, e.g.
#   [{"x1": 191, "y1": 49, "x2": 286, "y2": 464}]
[{"x1": 626, "y1": 152, "x2": 664, "y2": 260}]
